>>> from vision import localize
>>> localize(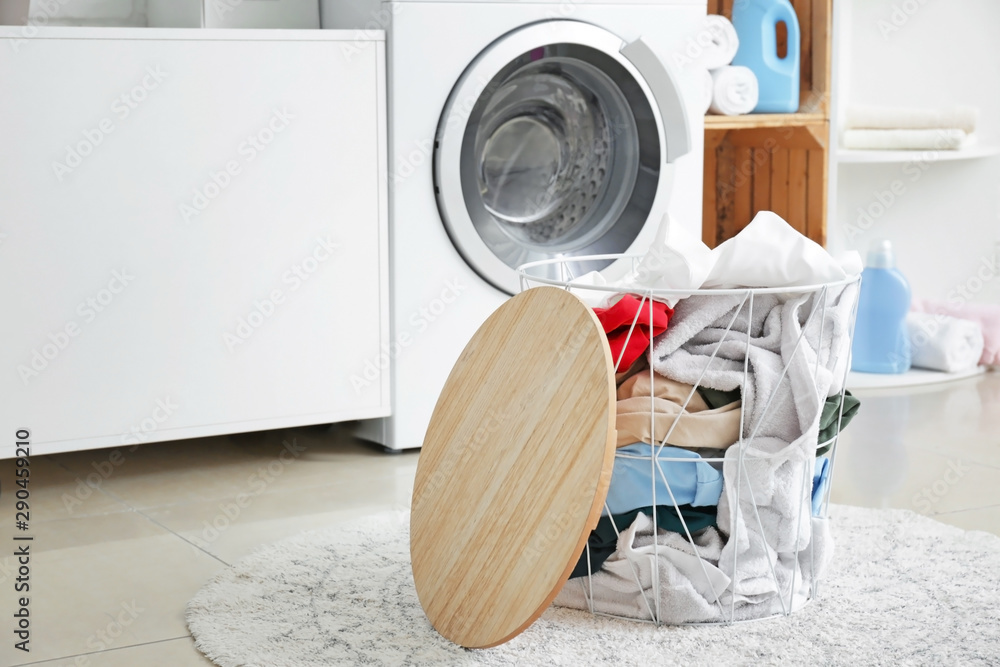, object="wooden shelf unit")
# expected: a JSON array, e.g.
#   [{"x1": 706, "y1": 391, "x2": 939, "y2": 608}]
[{"x1": 703, "y1": 0, "x2": 833, "y2": 249}]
